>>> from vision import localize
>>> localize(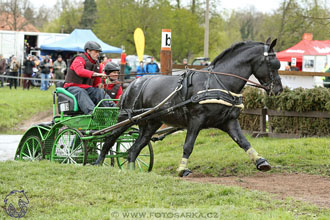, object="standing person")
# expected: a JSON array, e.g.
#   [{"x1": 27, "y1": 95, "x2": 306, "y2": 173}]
[
  {"x1": 23, "y1": 55, "x2": 35, "y2": 90},
  {"x1": 0, "y1": 54, "x2": 6, "y2": 88},
  {"x1": 64, "y1": 41, "x2": 115, "y2": 115},
  {"x1": 103, "y1": 61, "x2": 123, "y2": 103},
  {"x1": 136, "y1": 61, "x2": 145, "y2": 78},
  {"x1": 39, "y1": 55, "x2": 52, "y2": 91},
  {"x1": 100, "y1": 55, "x2": 108, "y2": 70},
  {"x1": 290, "y1": 64, "x2": 299, "y2": 71},
  {"x1": 124, "y1": 61, "x2": 132, "y2": 79},
  {"x1": 53, "y1": 55, "x2": 67, "y2": 80},
  {"x1": 324, "y1": 68, "x2": 330, "y2": 88},
  {"x1": 145, "y1": 56, "x2": 159, "y2": 74},
  {"x1": 9, "y1": 56, "x2": 20, "y2": 89}
]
